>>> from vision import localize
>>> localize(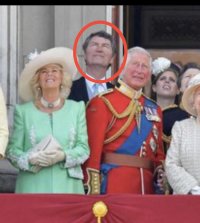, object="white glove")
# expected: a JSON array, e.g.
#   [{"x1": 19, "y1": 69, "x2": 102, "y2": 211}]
[
  {"x1": 189, "y1": 186, "x2": 200, "y2": 195},
  {"x1": 29, "y1": 135, "x2": 64, "y2": 168},
  {"x1": 31, "y1": 135, "x2": 52, "y2": 153},
  {"x1": 43, "y1": 149, "x2": 66, "y2": 165},
  {"x1": 28, "y1": 150, "x2": 51, "y2": 167}
]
